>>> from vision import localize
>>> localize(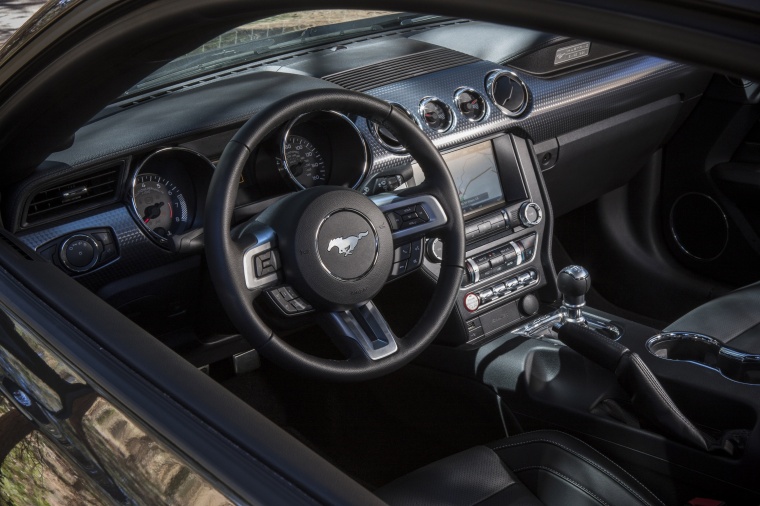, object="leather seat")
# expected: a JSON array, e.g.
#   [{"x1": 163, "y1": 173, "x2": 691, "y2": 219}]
[
  {"x1": 665, "y1": 280, "x2": 760, "y2": 354},
  {"x1": 376, "y1": 430, "x2": 663, "y2": 506}
]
